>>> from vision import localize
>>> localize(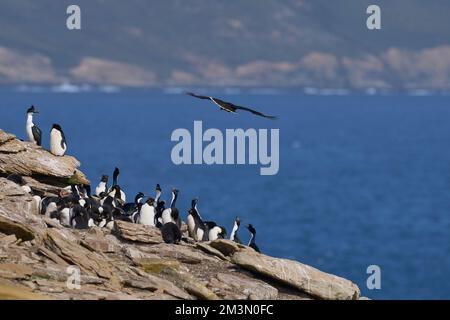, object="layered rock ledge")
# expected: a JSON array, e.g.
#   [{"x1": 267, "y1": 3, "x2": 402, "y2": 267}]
[{"x1": 0, "y1": 129, "x2": 361, "y2": 300}]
